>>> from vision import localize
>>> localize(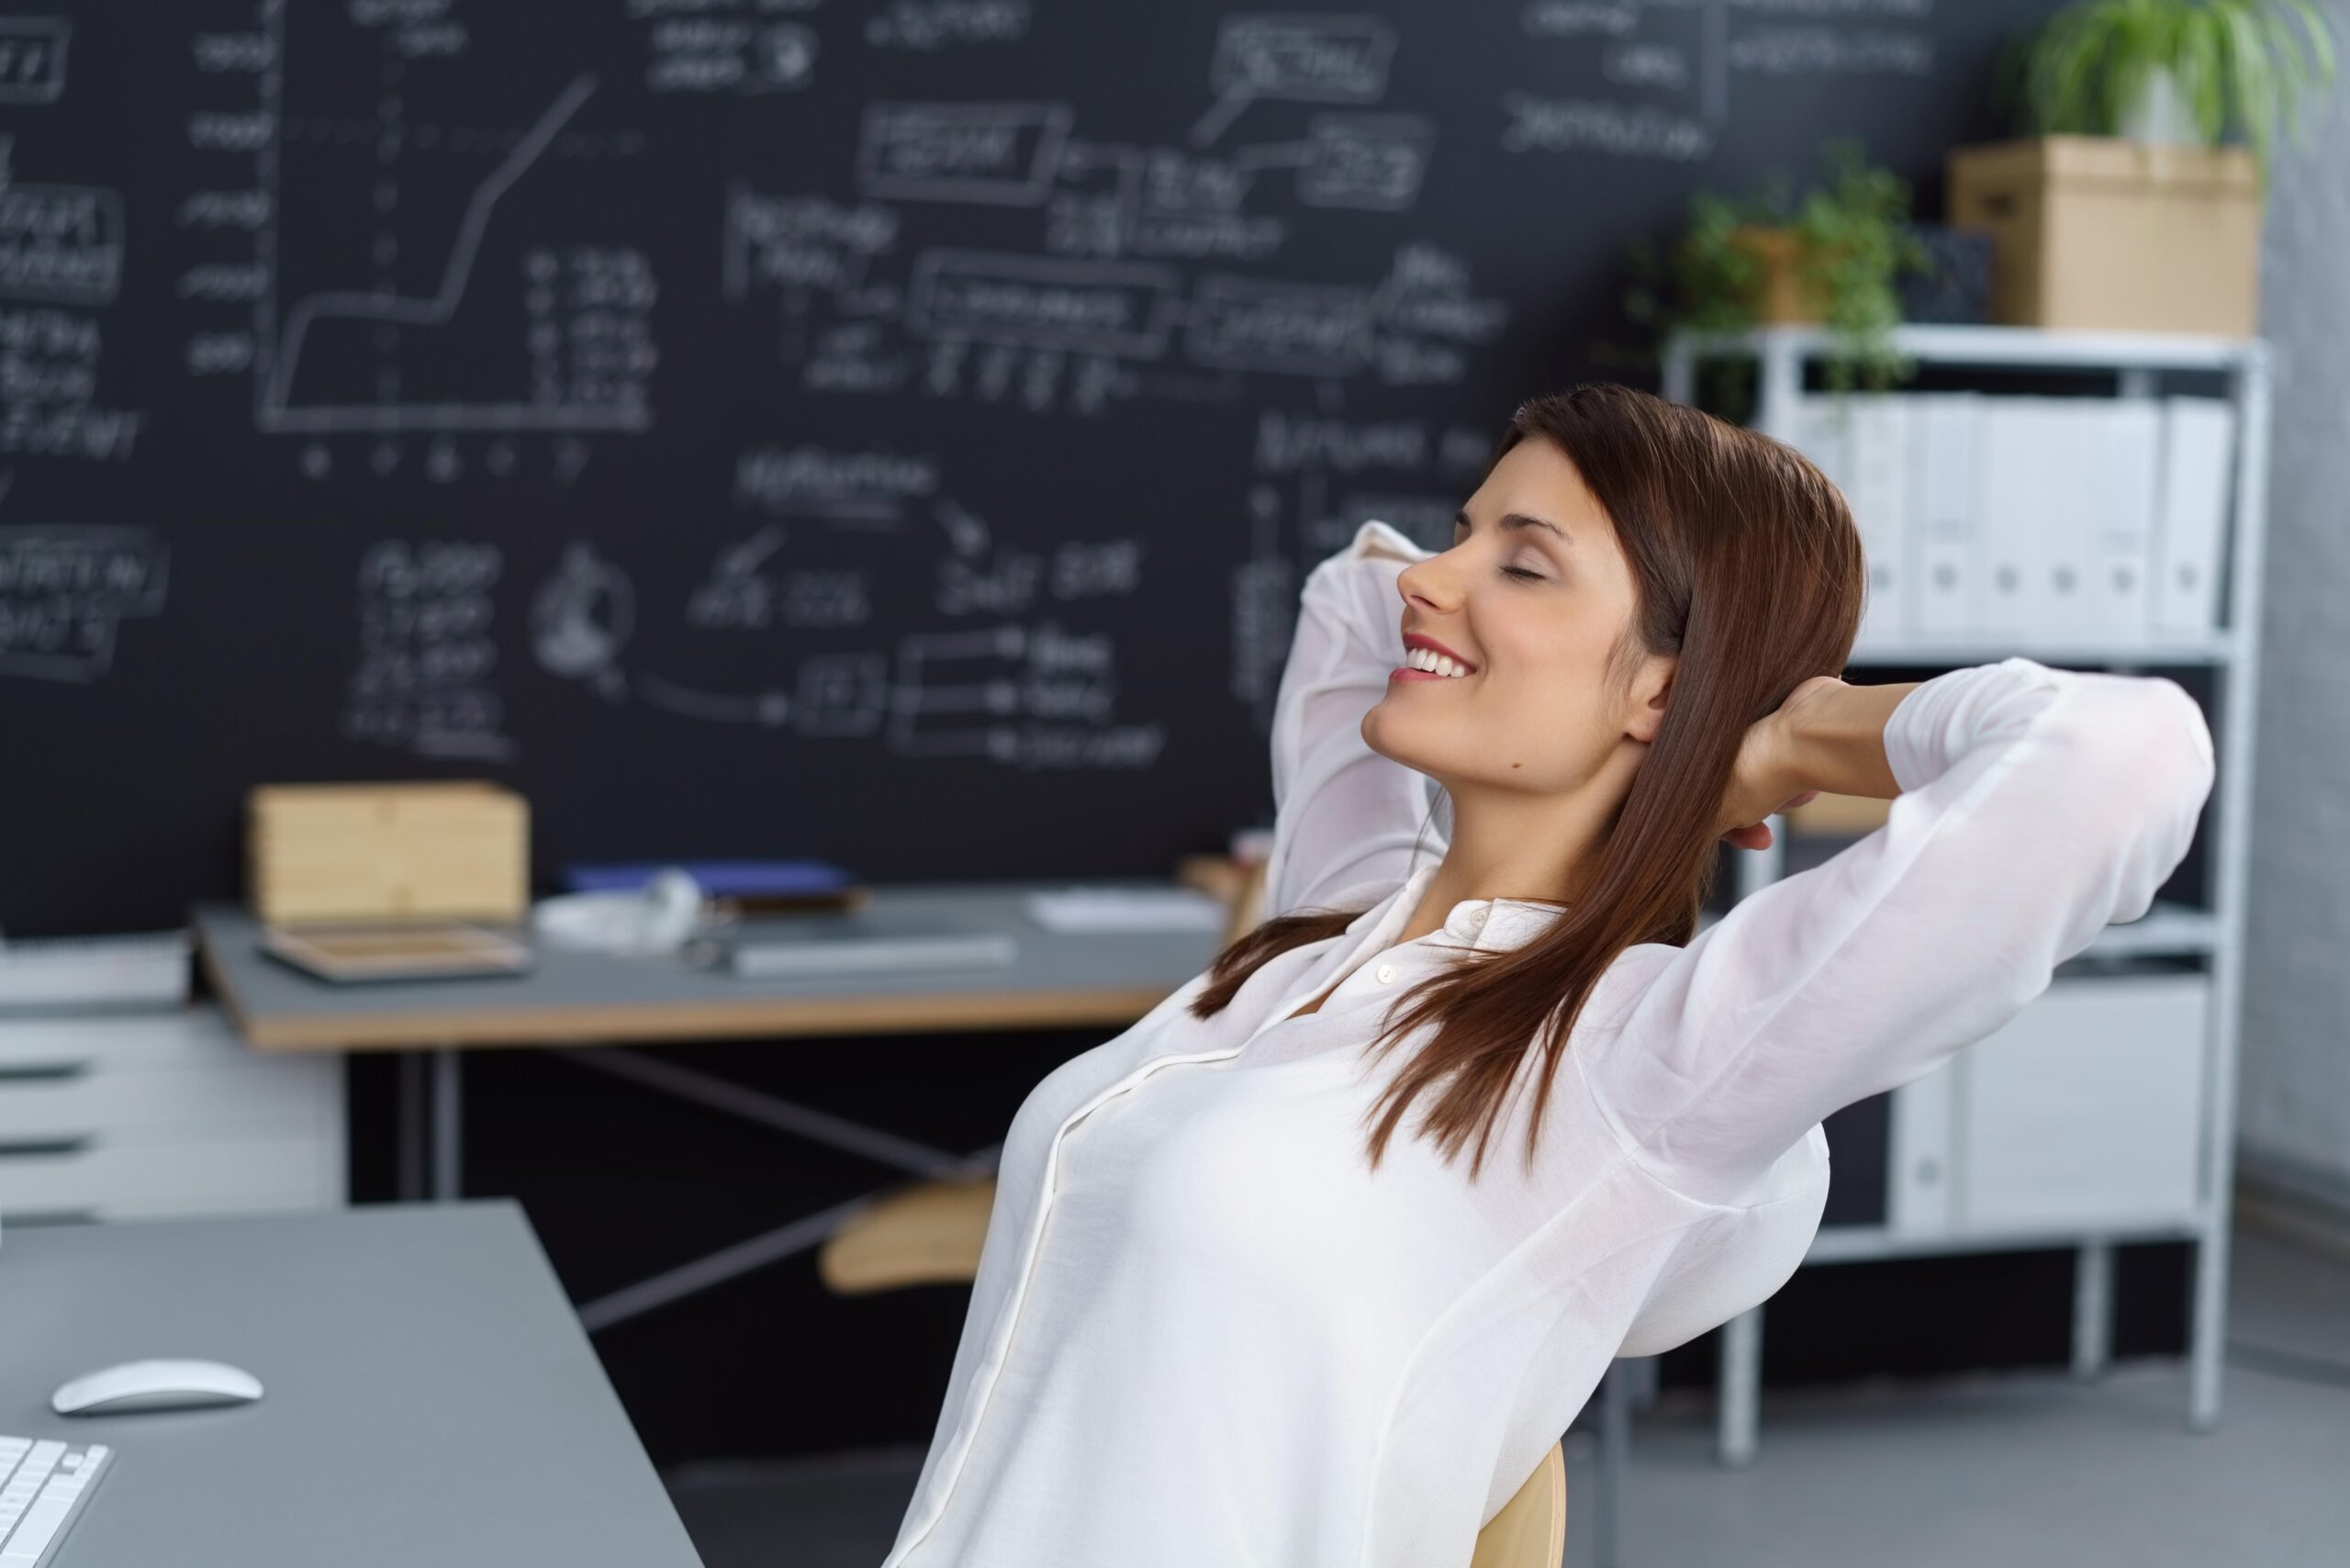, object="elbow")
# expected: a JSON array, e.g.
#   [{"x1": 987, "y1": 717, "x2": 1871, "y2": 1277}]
[
  {"x1": 2132, "y1": 676, "x2": 2218, "y2": 827},
  {"x1": 2071, "y1": 675, "x2": 2215, "y2": 917}
]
